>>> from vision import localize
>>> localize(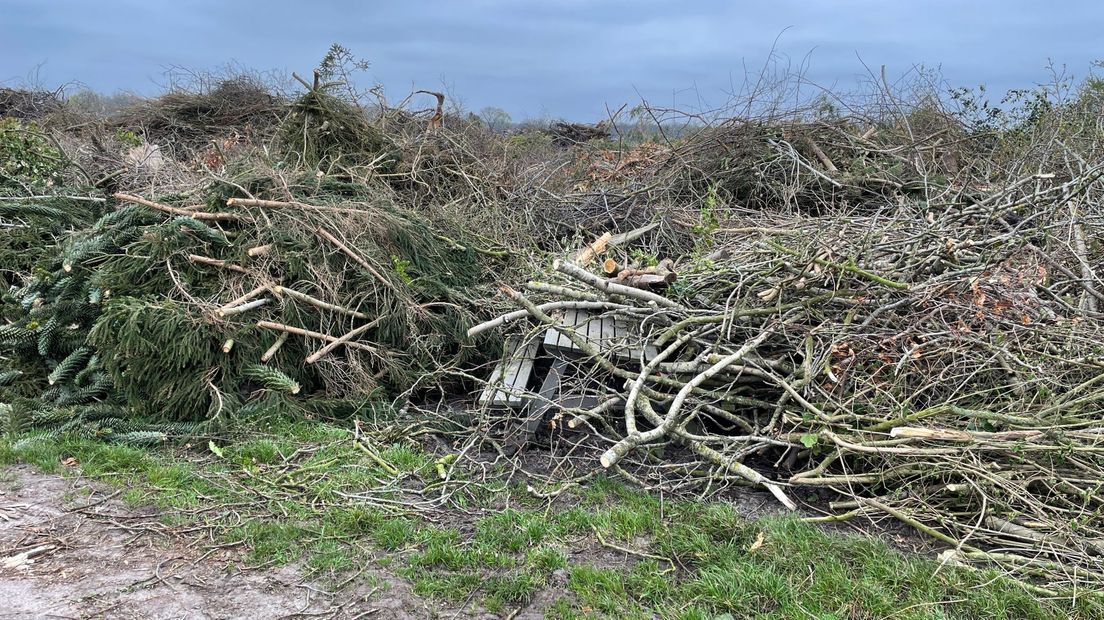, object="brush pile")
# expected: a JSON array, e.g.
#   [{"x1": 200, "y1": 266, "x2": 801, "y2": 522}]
[
  {"x1": 472, "y1": 105, "x2": 1104, "y2": 590},
  {"x1": 0, "y1": 78, "x2": 507, "y2": 444},
  {"x1": 0, "y1": 87, "x2": 61, "y2": 120},
  {"x1": 2, "y1": 58, "x2": 1104, "y2": 593},
  {"x1": 0, "y1": 180, "x2": 496, "y2": 438},
  {"x1": 112, "y1": 76, "x2": 283, "y2": 151}
]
